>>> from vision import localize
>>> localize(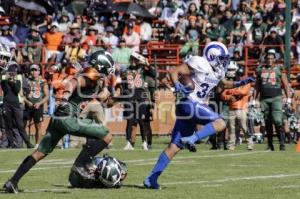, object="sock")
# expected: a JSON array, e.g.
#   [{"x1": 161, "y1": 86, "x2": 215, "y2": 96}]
[
  {"x1": 74, "y1": 139, "x2": 108, "y2": 166},
  {"x1": 148, "y1": 152, "x2": 170, "y2": 181},
  {"x1": 189, "y1": 123, "x2": 216, "y2": 144},
  {"x1": 11, "y1": 156, "x2": 37, "y2": 184}
]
